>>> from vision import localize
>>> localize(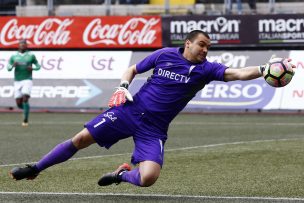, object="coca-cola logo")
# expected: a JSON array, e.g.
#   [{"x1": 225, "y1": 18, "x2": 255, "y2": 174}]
[
  {"x1": 0, "y1": 18, "x2": 73, "y2": 46},
  {"x1": 83, "y1": 17, "x2": 159, "y2": 46}
]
